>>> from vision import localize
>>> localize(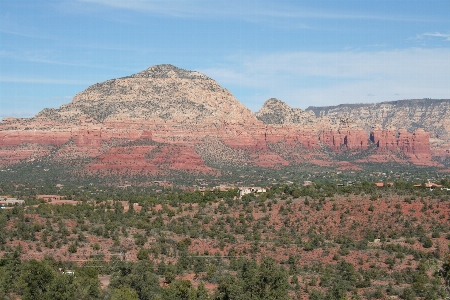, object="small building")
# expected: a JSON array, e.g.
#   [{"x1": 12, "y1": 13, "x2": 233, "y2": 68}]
[
  {"x1": 413, "y1": 182, "x2": 442, "y2": 190},
  {"x1": 374, "y1": 182, "x2": 394, "y2": 188},
  {"x1": 239, "y1": 187, "x2": 266, "y2": 197},
  {"x1": 0, "y1": 198, "x2": 25, "y2": 206},
  {"x1": 36, "y1": 195, "x2": 61, "y2": 202}
]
